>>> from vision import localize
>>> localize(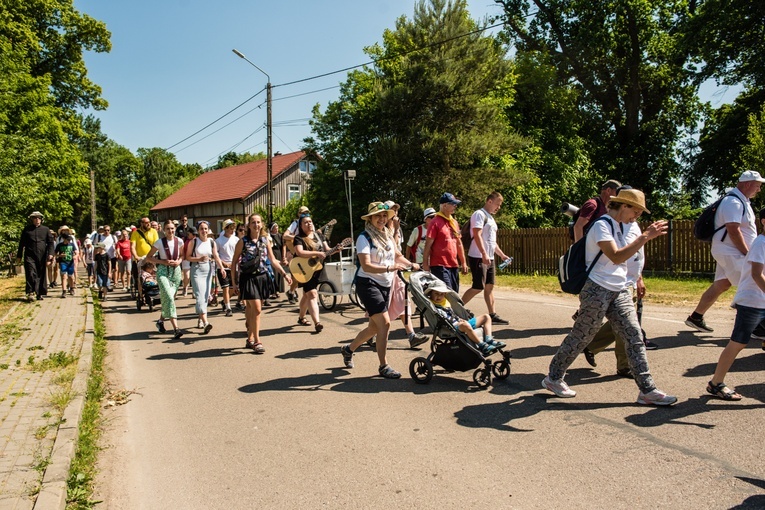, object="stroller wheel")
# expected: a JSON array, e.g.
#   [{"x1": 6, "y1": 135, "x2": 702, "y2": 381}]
[
  {"x1": 409, "y1": 357, "x2": 434, "y2": 384},
  {"x1": 492, "y1": 359, "x2": 511, "y2": 380},
  {"x1": 473, "y1": 367, "x2": 491, "y2": 388}
]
